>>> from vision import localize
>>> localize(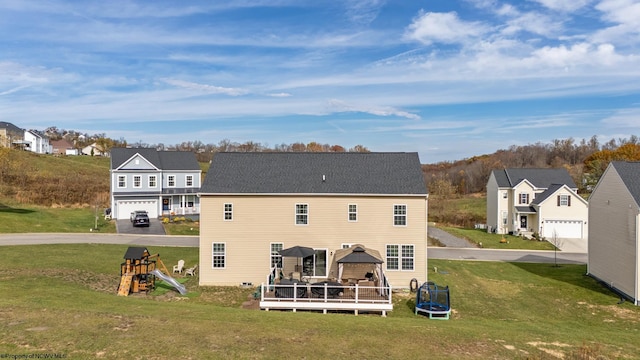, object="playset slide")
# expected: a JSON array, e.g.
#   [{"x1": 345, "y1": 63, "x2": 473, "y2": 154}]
[{"x1": 150, "y1": 269, "x2": 187, "y2": 295}]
